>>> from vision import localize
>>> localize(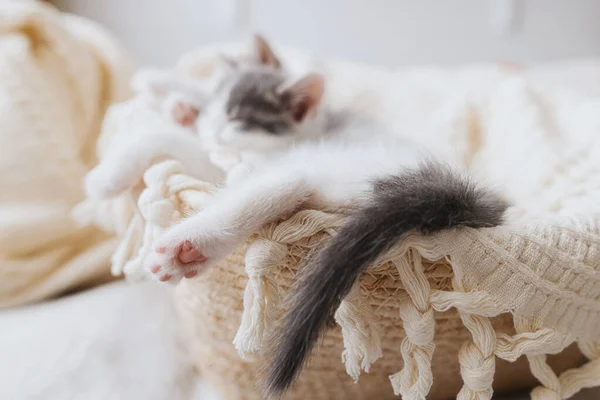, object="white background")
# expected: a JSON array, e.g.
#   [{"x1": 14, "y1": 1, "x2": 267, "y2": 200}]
[{"x1": 55, "y1": 0, "x2": 600, "y2": 67}]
